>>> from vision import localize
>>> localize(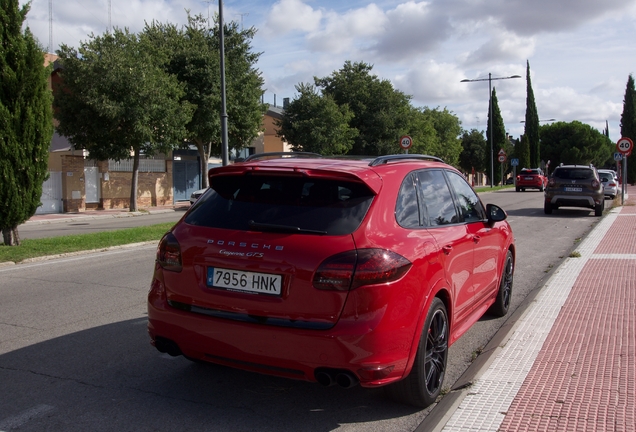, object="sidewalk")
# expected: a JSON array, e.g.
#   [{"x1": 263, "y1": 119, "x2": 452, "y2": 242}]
[
  {"x1": 24, "y1": 201, "x2": 190, "y2": 225},
  {"x1": 427, "y1": 186, "x2": 635, "y2": 432}
]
